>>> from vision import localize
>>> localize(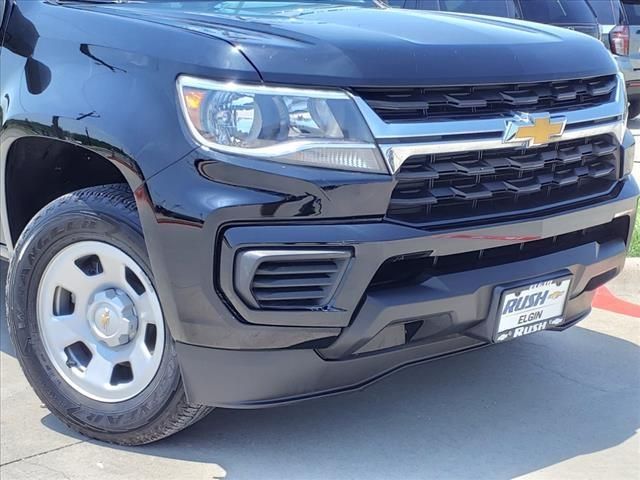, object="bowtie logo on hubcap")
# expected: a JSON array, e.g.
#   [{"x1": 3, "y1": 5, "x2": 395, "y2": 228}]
[{"x1": 99, "y1": 308, "x2": 111, "y2": 332}]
